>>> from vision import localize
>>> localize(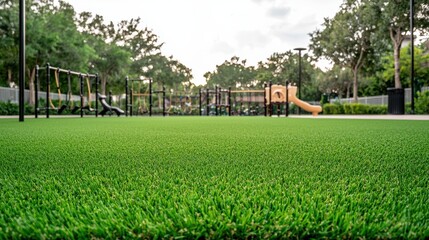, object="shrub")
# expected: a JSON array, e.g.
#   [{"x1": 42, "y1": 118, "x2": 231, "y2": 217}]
[
  {"x1": 345, "y1": 103, "x2": 370, "y2": 114},
  {"x1": 322, "y1": 103, "x2": 344, "y2": 114},
  {"x1": 404, "y1": 103, "x2": 412, "y2": 114},
  {"x1": 0, "y1": 101, "x2": 18, "y2": 115},
  {"x1": 343, "y1": 104, "x2": 352, "y2": 114},
  {"x1": 0, "y1": 101, "x2": 35, "y2": 115},
  {"x1": 415, "y1": 91, "x2": 429, "y2": 114},
  {"x1": 354, "y1": 104, "x2": 369, "y2": 114},
  {"x1": 343, "y1": 103, "x2": 369, "y2": 115},
  {"x1": 368, "y1": 105, "x2": 388, "y2": 114},
  {"x1": 323, "y1": 103, "x2": 387, "y2": 115}
]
